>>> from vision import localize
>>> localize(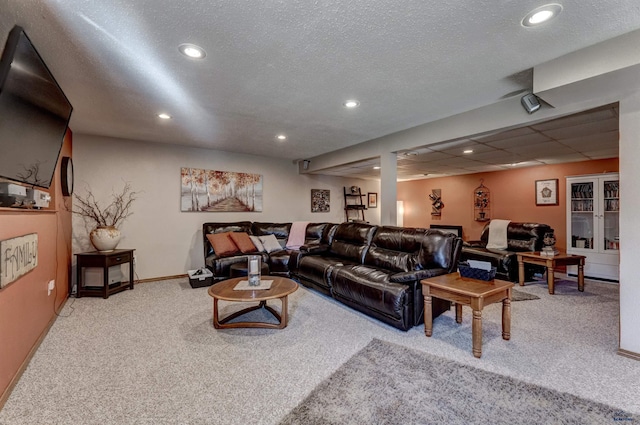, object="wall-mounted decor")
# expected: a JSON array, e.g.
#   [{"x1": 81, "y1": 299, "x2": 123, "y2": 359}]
[
  {"x1": 1, "y1": 233, "x2": 38, "y2": 288},
  {"x1": 311, "y1": 189, "x2": 330, "y2": 212},
  {"x1": 535, "y1": 179, "x2": 559, "y2": 205},
  {"x1": 368, "y1": 192, "x2": 378, "y2": 208},
  {"x1": 429, "y1": 189, "x2": 444, "y2": 216},
  {"x1": 474, "y1": 180, "x2": 491, "y2": 221},
  {"x1": 181, "y1": 168, "x2": 263, "y2": 212}
]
